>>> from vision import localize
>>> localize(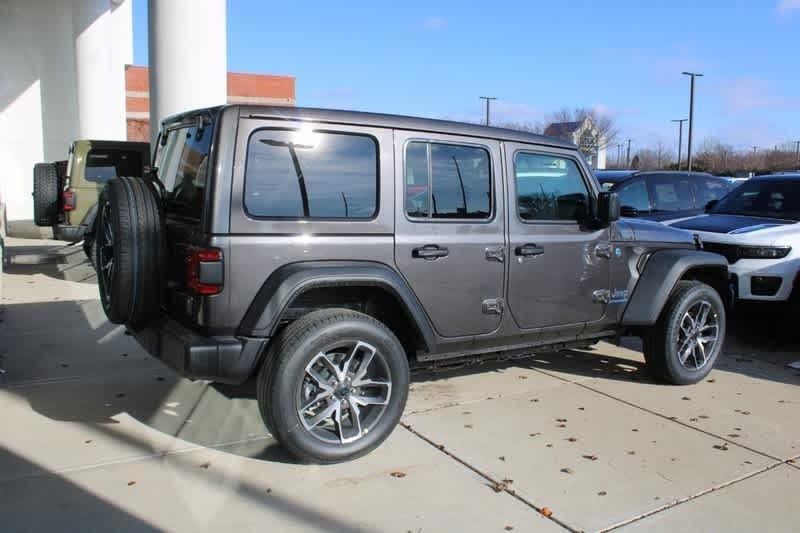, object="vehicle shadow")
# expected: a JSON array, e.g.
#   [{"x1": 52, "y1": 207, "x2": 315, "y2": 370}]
[{"x1": 4, "y1": 241, "x2": 95, "y2": 284}]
